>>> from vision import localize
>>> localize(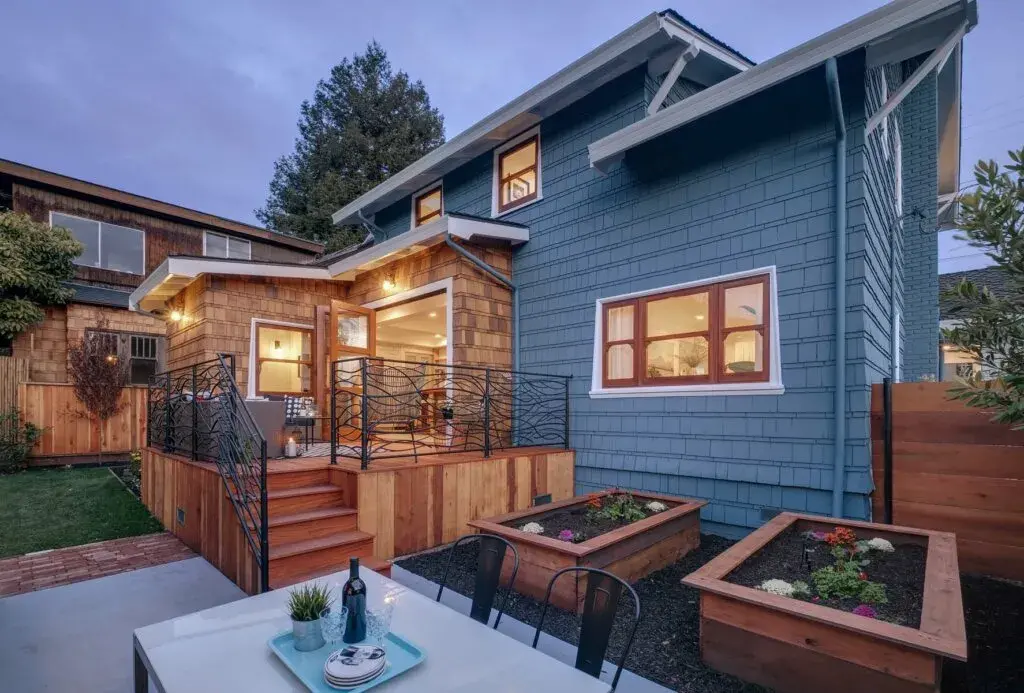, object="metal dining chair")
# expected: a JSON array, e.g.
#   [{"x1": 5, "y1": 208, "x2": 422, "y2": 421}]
[
  {"x1": 436, "y1": 533, "x2": 520, "y2": 628},
  {"x1": 531, "y1": 567, "x2": 641, "y2": 691}
]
